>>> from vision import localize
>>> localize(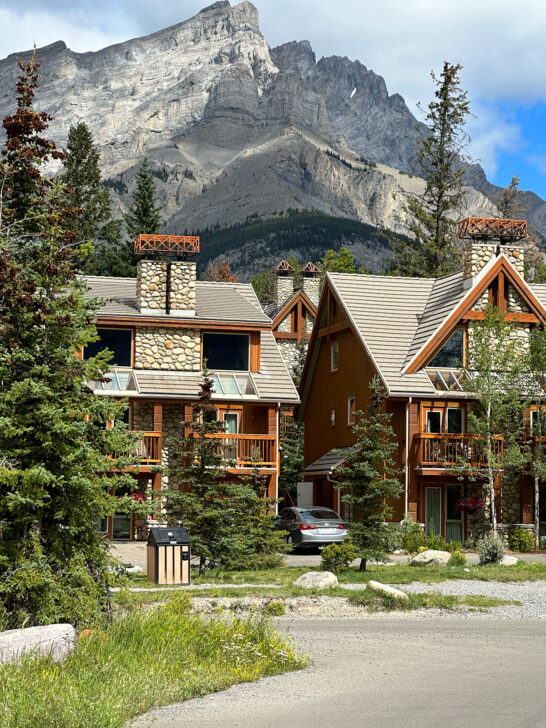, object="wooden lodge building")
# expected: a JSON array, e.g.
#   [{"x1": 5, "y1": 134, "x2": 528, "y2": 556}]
[
  {"x1": 83, "y1": 235, "x2": 299, "y2": 540},
  {"x1": 299, "y1": 218, "x2": 546, "y2": 542}
]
